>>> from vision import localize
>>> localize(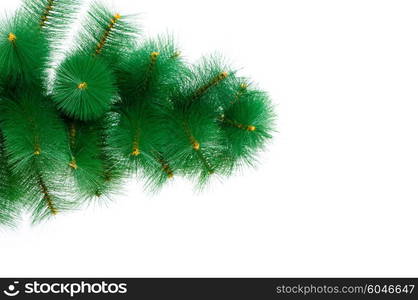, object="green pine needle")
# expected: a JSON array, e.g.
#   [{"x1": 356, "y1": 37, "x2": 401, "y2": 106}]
[
  {"x1": 117, "y1": 36, "x2": 186, "y2": 103},
  {"x1": 0, "y1": 9, "x2": 47, "y2": 88},
  {"x1": 77, "y1": 1, "x2": 139, "y2": 63},
  {"x1": 220, "y1": 84, "x2": 276, "y2": 171},
  {"x1": 65, "y1": 120, "x2": 107, "y2": 201},
  {"x1": 0, "y1": 93, "x2": 73, "y2": 222},
  {"x1": 0, "y1": 132, "x2": 21, "y2": 227},
  {"x1": 53, "y1": 53, "x2": 117, "y2": 120}
]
